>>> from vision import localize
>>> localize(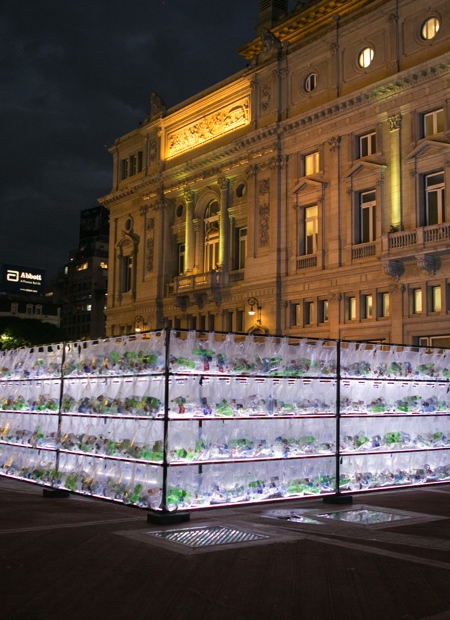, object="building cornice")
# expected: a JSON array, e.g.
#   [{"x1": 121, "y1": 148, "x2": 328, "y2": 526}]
[
  {"x1": 238, "y1": 0, "x2": 377, "y2": 60},
  {"x1": 100, "y1": 54, "x2": 450, "y2": 207}
]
